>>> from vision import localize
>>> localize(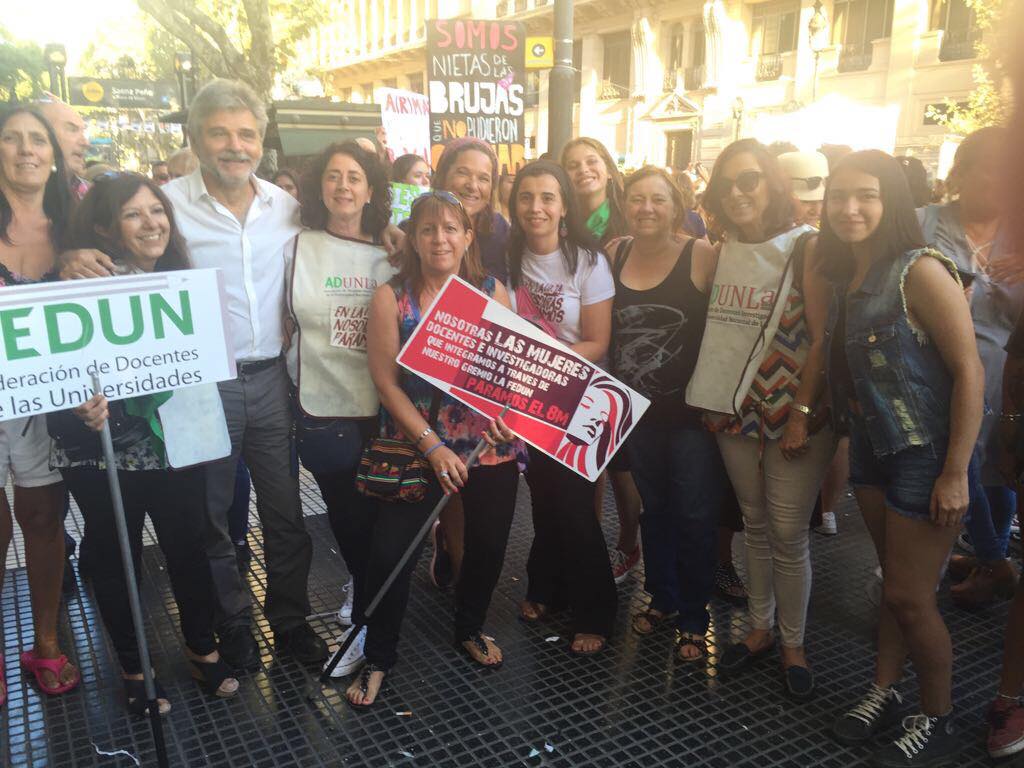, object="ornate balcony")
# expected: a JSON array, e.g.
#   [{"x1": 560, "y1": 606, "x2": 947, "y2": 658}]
[
  {"x1": 837, "y1": 42, "x2": 873, "y2": 72},
  {"x1": 939, "y1": 28, "x2": 982, "y2": 61},
  {"x1": 599, "y1": 79, "x2": 629, "y2": 100},
  {"x1": 685, "y1": 64, "x2": 706, "y2": 90},
  {"x1": 756, "y1": 53, "x2": 783, "y2": 82}
]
